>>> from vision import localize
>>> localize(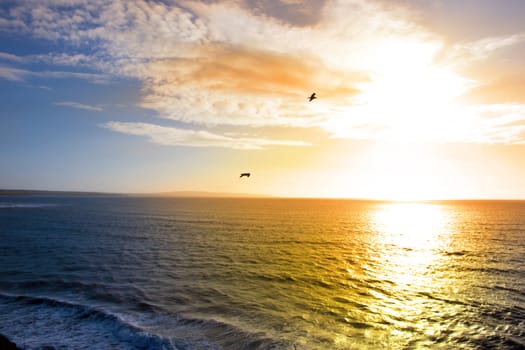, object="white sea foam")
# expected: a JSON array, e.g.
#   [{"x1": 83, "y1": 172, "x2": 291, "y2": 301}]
[{"x1": 0, "y1": 293, "x2": 175, "y2": 350}]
